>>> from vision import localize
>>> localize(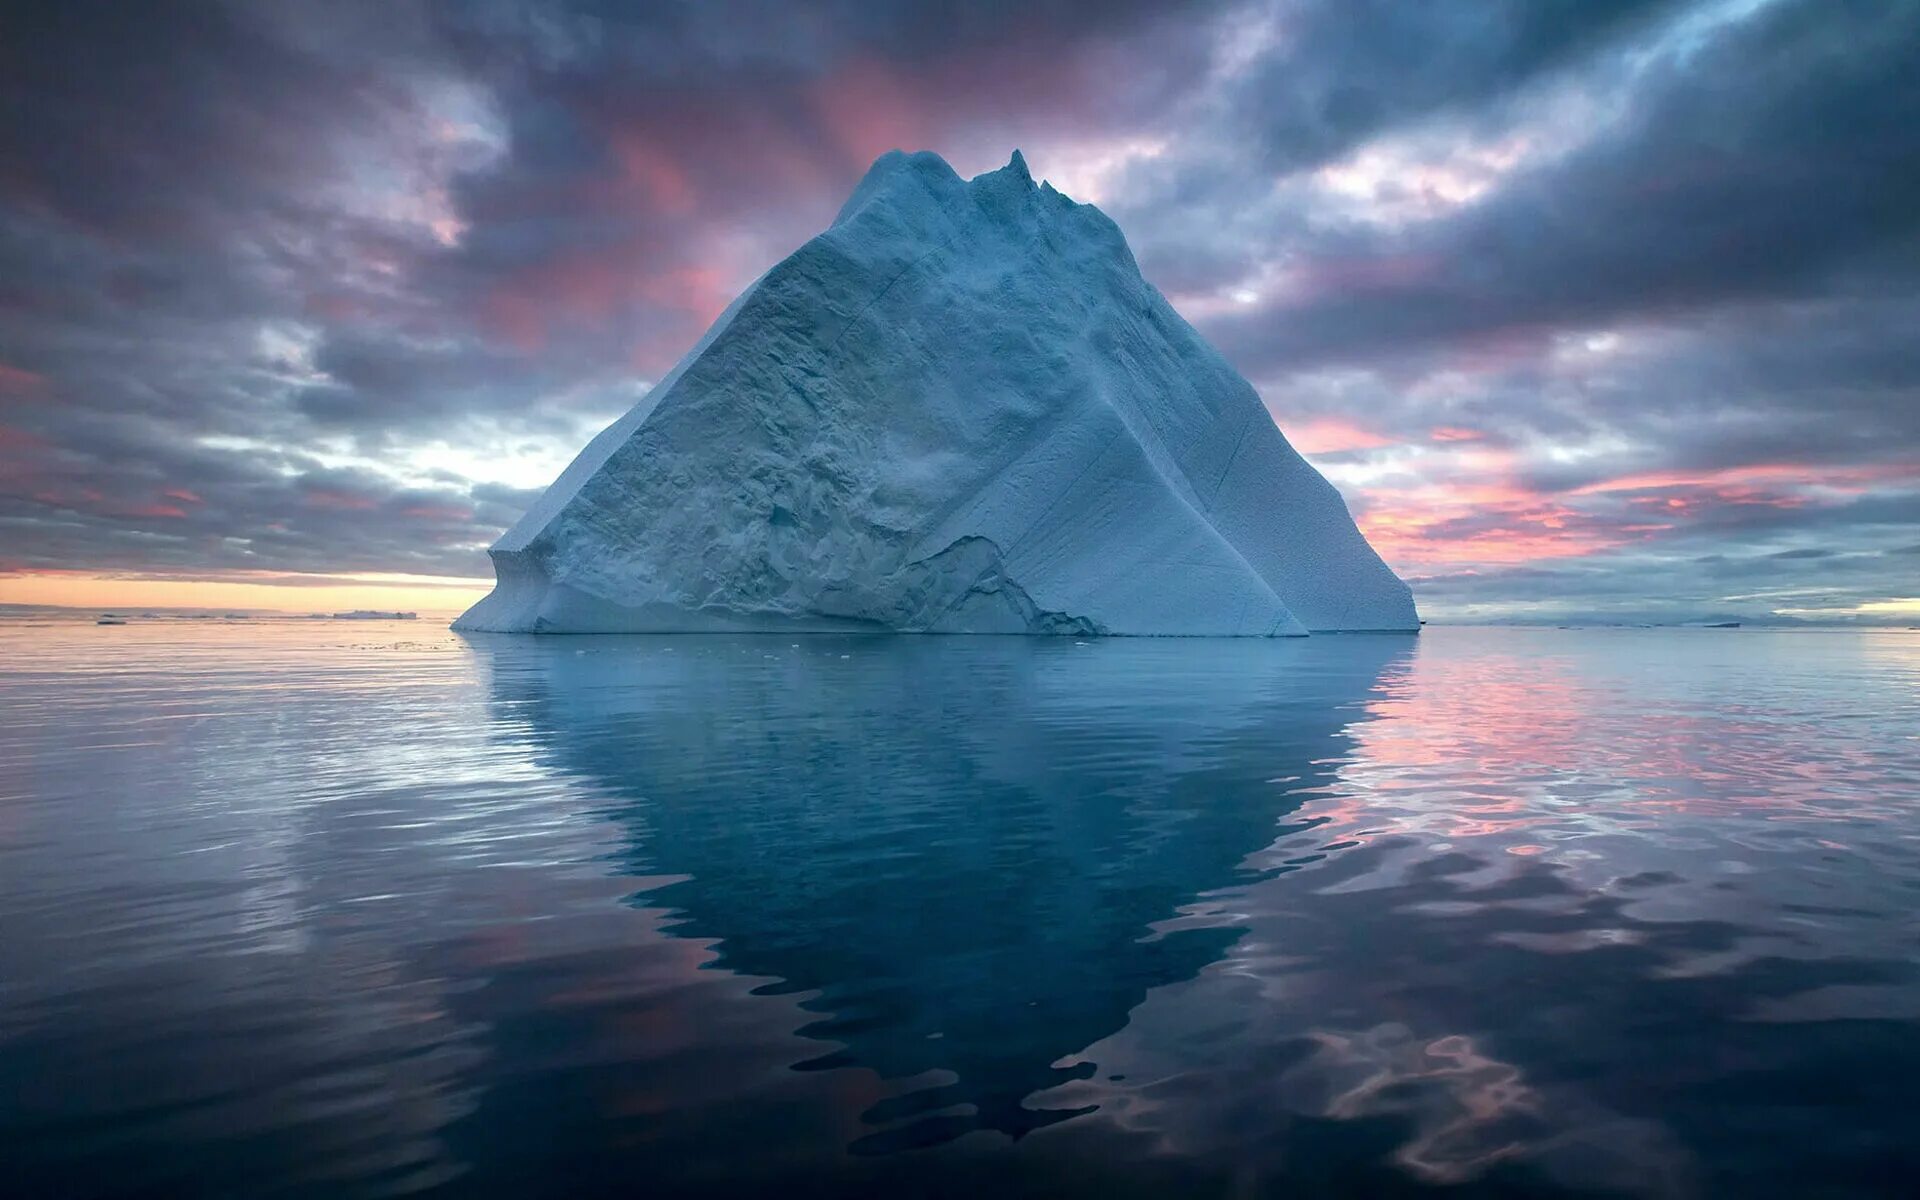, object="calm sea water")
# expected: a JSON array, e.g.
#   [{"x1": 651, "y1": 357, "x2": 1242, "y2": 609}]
[{"x1": 1, "y1": 621, "x2": 1916, "y2": 1198}]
